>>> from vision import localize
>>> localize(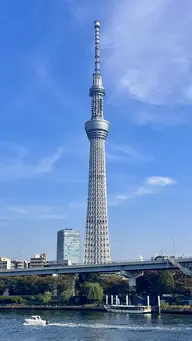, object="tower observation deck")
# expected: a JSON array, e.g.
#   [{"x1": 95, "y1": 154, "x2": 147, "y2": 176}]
[{"x1": 84, "y1": 21, "x2": 111, "y2": 264}]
